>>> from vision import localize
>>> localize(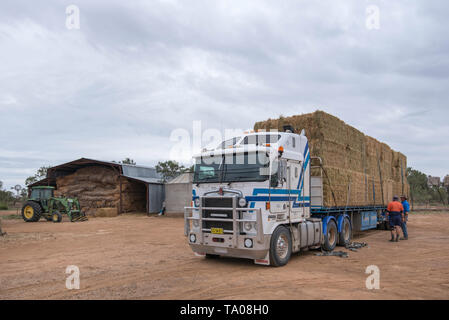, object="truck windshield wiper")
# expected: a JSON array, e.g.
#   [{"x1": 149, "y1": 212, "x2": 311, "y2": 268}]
[{"x1": 219, "y1": 154, "x2": 226, "y2": 184}]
